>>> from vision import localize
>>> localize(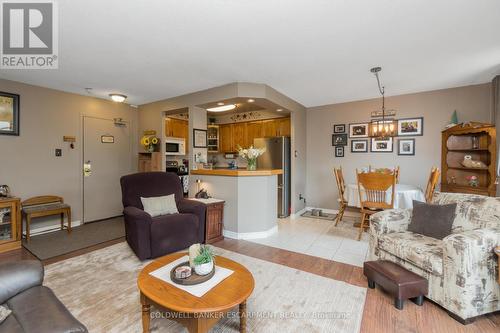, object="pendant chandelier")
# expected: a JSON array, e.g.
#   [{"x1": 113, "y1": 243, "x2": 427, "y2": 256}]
[{"x1": 368, "y1": 67, "x2": 396, "y2": 138}]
